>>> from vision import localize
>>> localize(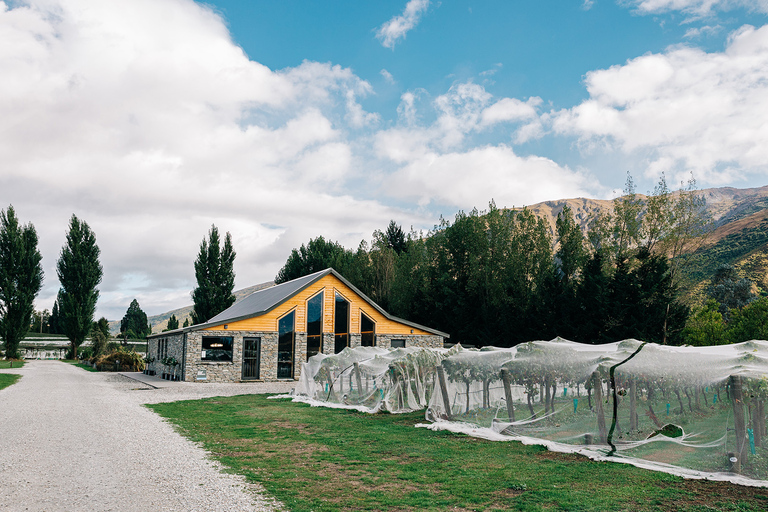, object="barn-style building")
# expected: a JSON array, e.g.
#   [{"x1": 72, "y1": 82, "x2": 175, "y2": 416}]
[{"x1": 146, "y1": 268, "x2": 448, "y2": 382}]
